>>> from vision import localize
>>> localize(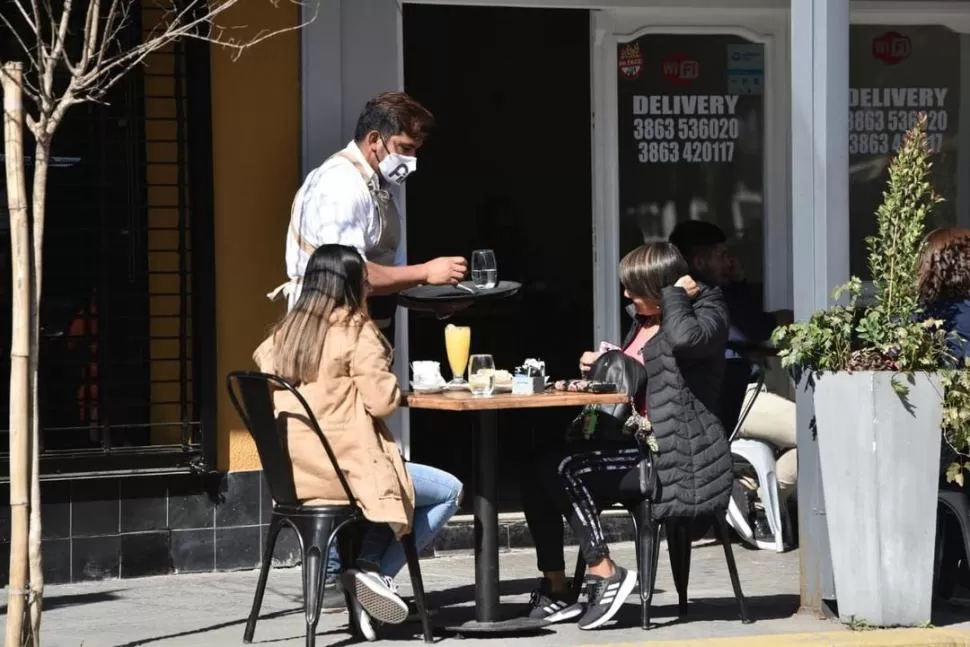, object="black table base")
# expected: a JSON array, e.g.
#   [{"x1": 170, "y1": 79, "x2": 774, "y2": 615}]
[
  {"x1": 440, "y1": 616, "x2": 547, "y2": 636},
  {"x1": 459, "y1": 409, "x2": 546, "y2": 636}
]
